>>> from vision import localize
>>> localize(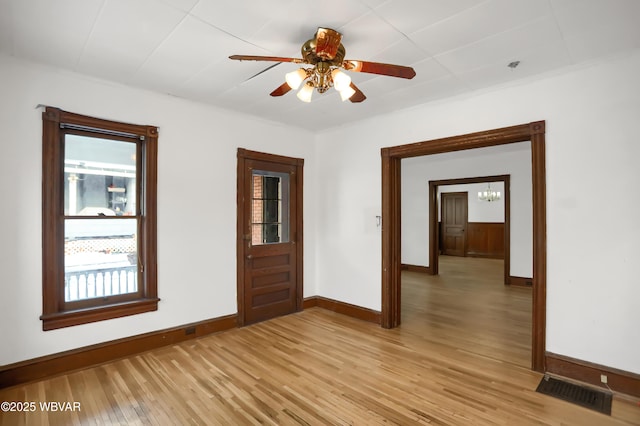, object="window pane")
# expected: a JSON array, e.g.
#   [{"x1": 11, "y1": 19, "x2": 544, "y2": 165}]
[
  {"x1": 251, "y1": 171, "x2": 289, "y2": 245},
  {"x1": 65, "y1": 135, "x2": 136, "y2": 216},
  {"x1": 263, "y1": 199, "x2": 280, "y2": 223},
  {"x1": 65, "y1": 218, "x2": 137, "y2": 302},
  {"x1": 251, "y1": 223, "x2": 283, "y2": 245}
]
